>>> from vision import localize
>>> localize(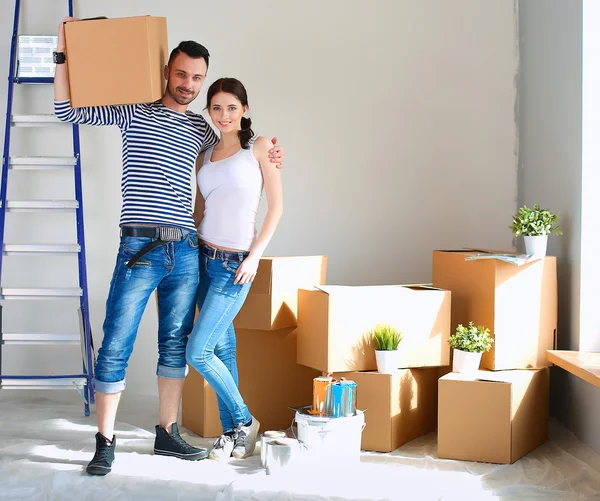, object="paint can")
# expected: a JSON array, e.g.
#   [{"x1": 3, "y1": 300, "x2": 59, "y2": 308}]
[
  {"x1": 329, "y1": 380, "x2": 357, "y2": 417},
  {"x1": 260, "y1": 430, "x2": 287, "y2": 468},
  {"x1": 312, "y1": 375, "x2": 334, "y2": 415},
  {"x1": 265, "y1": 438, "x2": 299, "y2": 475}
]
